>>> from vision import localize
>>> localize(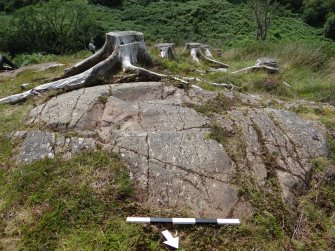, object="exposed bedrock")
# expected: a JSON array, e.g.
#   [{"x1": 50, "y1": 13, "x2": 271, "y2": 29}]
[{"x1": 19, "y1": 82, "x2": 328, "y2": 217}]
